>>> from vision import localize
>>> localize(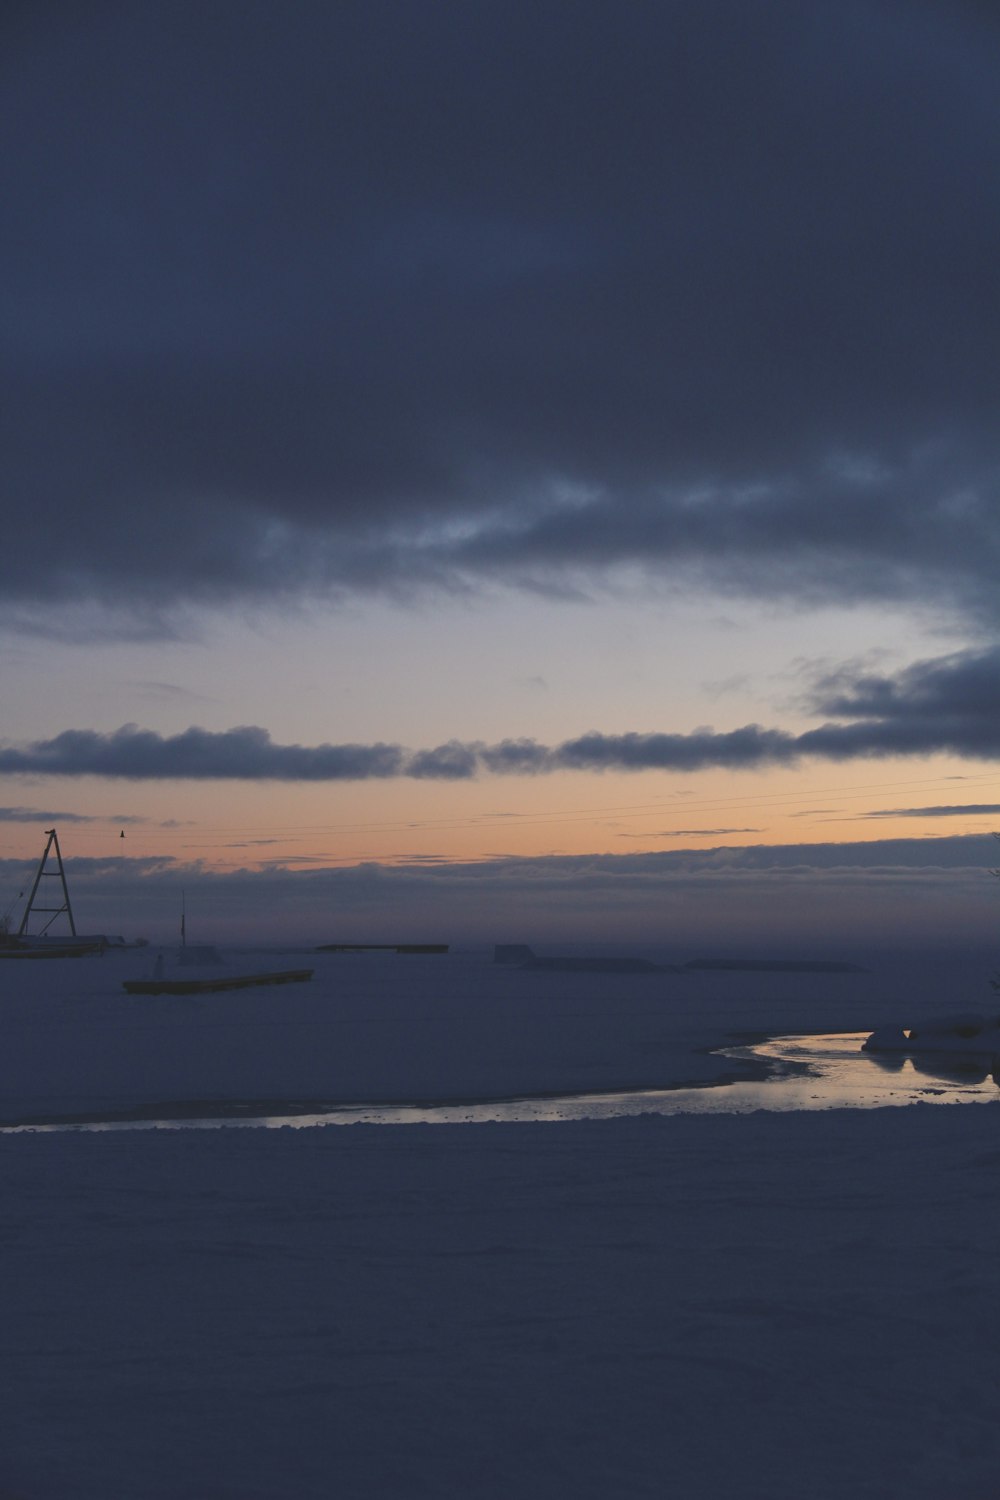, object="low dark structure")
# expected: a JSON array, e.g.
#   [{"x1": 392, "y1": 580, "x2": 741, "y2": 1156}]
[
  {"x1": 521, "y1": 955, "x2": 667, "y2": 974},
  {"x1": 494, "y1": 944, "x2": 672, "y2": 974},
  {"x1": 493, "y1": 944, "x2": 536, "y2": 965},
  {"x1": 316, "y1": 944, "x2": 448, "y2": 954},
  {"x1": 684, "y1": 958, "x2": 864, "y2": 973}
]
